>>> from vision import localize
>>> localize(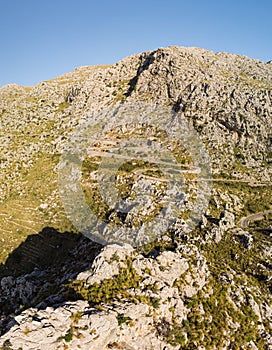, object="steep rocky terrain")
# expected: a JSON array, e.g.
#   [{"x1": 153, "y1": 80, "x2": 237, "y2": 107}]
[{"x1": 0, "y1": 46, "x2": 271, "y2": 349}]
